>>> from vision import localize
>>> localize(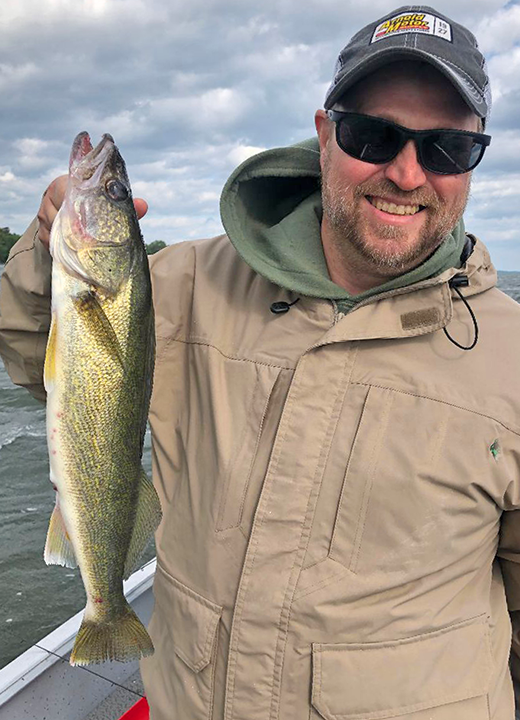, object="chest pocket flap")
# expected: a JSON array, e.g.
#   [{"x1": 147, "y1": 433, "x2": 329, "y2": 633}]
[
  {"x1": 154, "y1": 563, "x2": 222, "y2": 672},
  {"x1": 312, "y1": 615, "x2": 492, "y2": 719}
]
